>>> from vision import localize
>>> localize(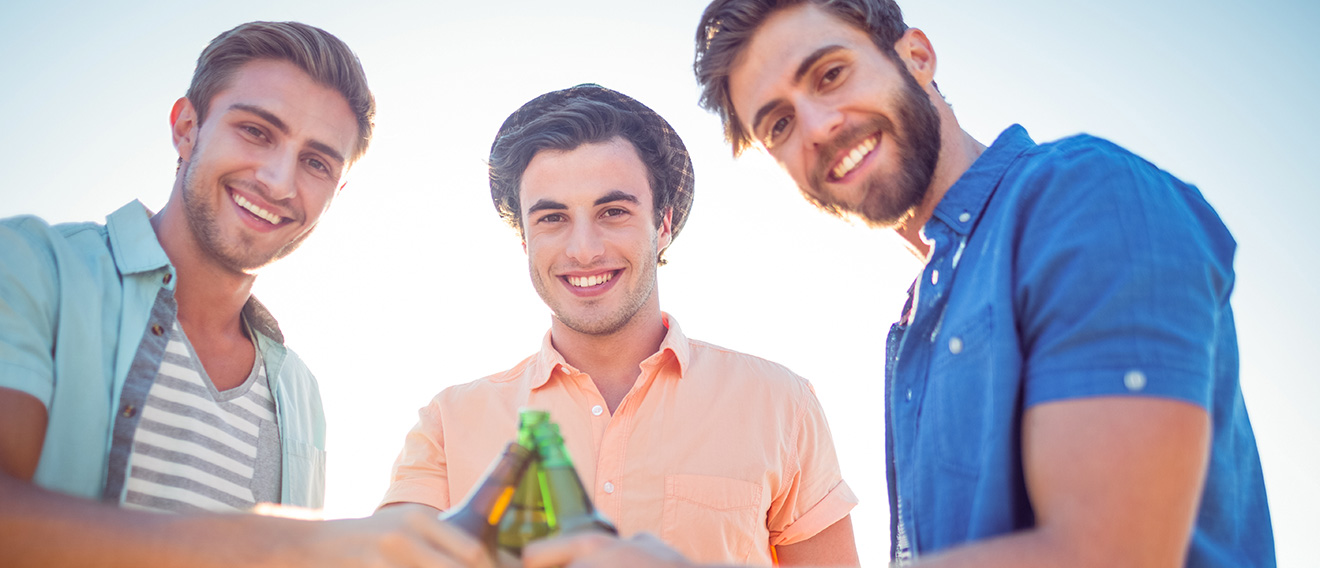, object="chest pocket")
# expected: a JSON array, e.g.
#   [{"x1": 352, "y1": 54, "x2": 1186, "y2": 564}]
[
  {"x1": 283, "y1": 439, "x2": 326, "y2": 508},
  {"x1": 923, "y1": 303, "x2": 995, "y2": 476},
  {"x1": 661, "y1": 474, "x2": 765, "y2": 564}
]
